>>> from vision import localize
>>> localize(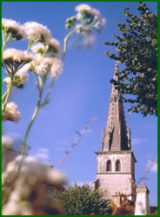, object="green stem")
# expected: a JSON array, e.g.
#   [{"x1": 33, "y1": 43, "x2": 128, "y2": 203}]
[
  {"x1": 2, "y1": 90, "x2": 8, "y2": 101},
  {"x1": 2, "y1": 33, "x2": 14, "y2": 109},
  {"x1": 62, "y1": 27, "x2": 78, "y2": 61},
  {"x1": 18, "y1": 27, "x2": 79, "y2": 171},
  {"x1": 2, "y1": 63, "x2": 11, "y2": 76},
  {"x1": 18, "y1": 77, "x2": 45, "y2": 173},
  {"x1": 28, "y1": 40, "x2": 33, "y2": 53},
  {"x1": 41, "y1": 76, "x2": 56, "y2": 106},
  {"x1": 2, "y1": 32, "x2": 6, "y2": 54},
  {"x1": 21, "y1": 85, "x2": 43, "y2": 158},
  {"x1": 2, "y1": 33, "x2": 13, "y2": 76},
  {"x1": 33, "y1": 71, "x2": 40, "y2": 90},
  {"x1": 2, "y1": 80, "x2": 13, "y2": 112},
  {"x1": 2, "y1": 32, "x2": 12, "y2": 53},
  {"x1": 20, "y1": 45, "x2": 48, "y2": 164}
]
